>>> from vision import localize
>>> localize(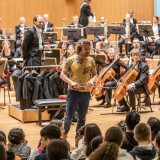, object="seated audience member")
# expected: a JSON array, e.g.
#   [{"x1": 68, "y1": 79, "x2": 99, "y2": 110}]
[
  {"x1": 0, "y1": 143, "x2": 7, "y2": 160},
  {"x1": 46, "y1": 139, "x2": 69, "y2": 160},
  {"x1": 121, "y1": 111, "x2": 140, "y2": 152},
  {"x1": 35, "y1": 125, "x2": 61, "y2": 160},
  {"x1": 90, "y1": 135, "x2": 103, "y2": 153},
  {"x1": 104, "y1": 126, "x2": 134, "y2": 160},
  {"x1": 71, "y1": 123, "x2": 102, "y2": 160},
  {"x1": 130, "y1": 123, "x2": 157, "y2": 160},
  {"x1": 89, "y1": 142, "x2": 119, "y2": 160},
  {"x1": 8, "y1": 128, "x2": 31, "y2": 160},
  {"x1": 0, "y1": 133, "x2": 21, "y2": 160},
  {"x1": 147, "y1": 117, "x2": 160, "y2": 141},
  {"x1": 155, "y1": 131, "x2": 160, "y2": 160}
]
